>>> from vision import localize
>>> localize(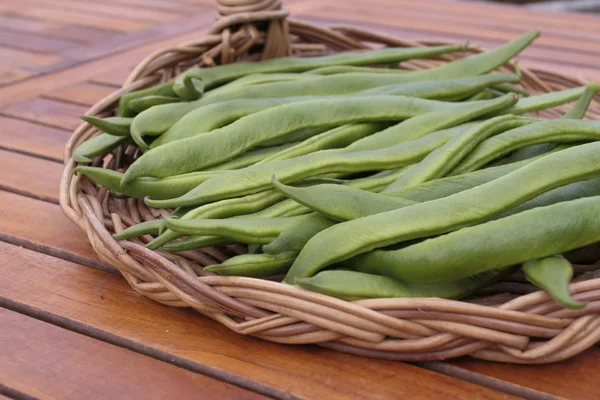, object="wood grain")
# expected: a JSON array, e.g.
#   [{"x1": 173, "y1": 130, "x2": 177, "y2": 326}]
[
  {"x1": 0, "y1": 191, "x2": 99, "y2": 261},
  {"x1": 0, "y1": 149, "x2": 62, "y2": 201},
  {"x1": 1, "y1": 97, "x2": 87, "y2": 130},
  {"x1": 91, "y1": 67, "x2": 137, "y2": 87},
  {"x1": 0, "y1": 115, "x2": 69, "y2": 161},
  {"x1": 0, "y1": 241, "x2": 514, "y2": 400},
  {"x1": 0, "y1": 29, "x2": 77, "y2": 53},
  {"x1": 47, "y1": 83, "x2": 118, "y2": 106},
  {"x1": 0, "y1": 308, "x2": 266, "y2": 400}
]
